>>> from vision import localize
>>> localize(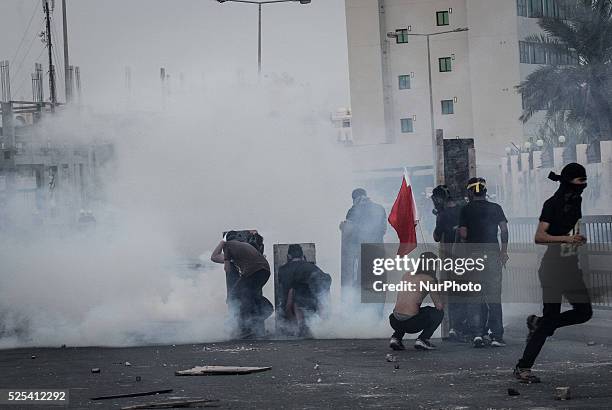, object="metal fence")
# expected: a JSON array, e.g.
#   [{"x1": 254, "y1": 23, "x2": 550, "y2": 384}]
[{"x1": 506, "y1": 215, "x2": 612, "y2": 309}]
